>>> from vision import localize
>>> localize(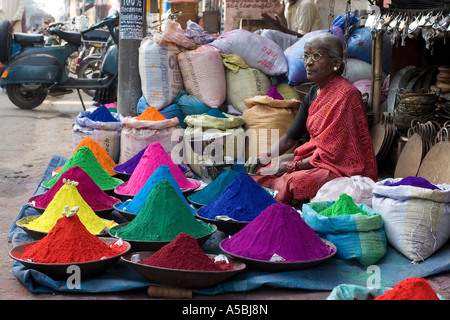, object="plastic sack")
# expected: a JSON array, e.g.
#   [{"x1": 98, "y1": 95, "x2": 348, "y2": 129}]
[
  {"x1": 184, "y1": 113, "x2": 245, "y2": 131},
  {"x1": 372, "y1": 178, "x2": 450, "y2": 263},
  {"x1": 225, "y1": 65, "x2": 272, "y2": 113},
  {"x1": 302, "y1": 201, "x2": 387, "y2": 266},
  {"x1": 311, "y1": 175, "x2": 376, "y2": 207},
  {"x1": 119, "y1": 116, "x2": 179, "y2": 163},
  {"x1": 243, "y1": 95, "x2": 300, "y2": 156},
  {"x1": 178, "y1": 45, "x2": 226, "y2": 108},
  {"x1": 158, "y1": 19, "x2": 196, "y2": 49},
  {"x1": 185, "y1": 20, "x2": 216, "y2": 45},
  {"x1": 139, "y1": 39, "x2": 183, "y2": 110},
  {"x1": 73, "y1": 108, "x2": 124, "y2": 163},
  {"x1": 210, "y1": 29, "x2": 288, "y2": 76},
  {"x1": 284, "y1": 28, "x2": 345, "y2": 85}
]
